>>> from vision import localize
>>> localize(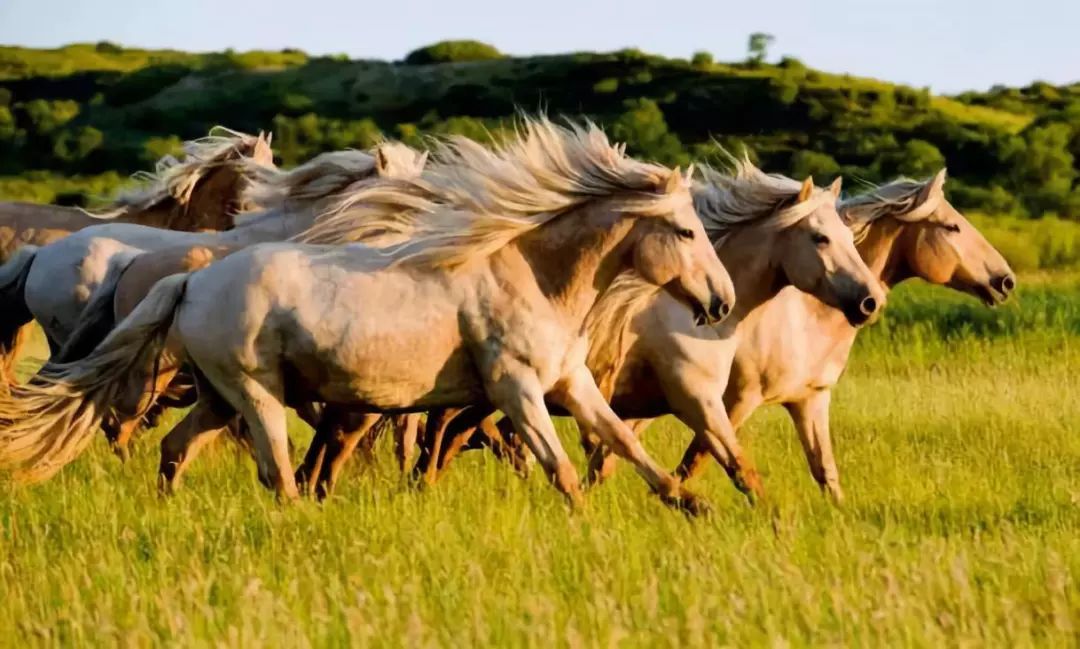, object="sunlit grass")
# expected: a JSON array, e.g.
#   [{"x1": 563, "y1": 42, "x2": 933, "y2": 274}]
[{"x1": 0, "y1": 274, "x2": 1077, "y2": 646}]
